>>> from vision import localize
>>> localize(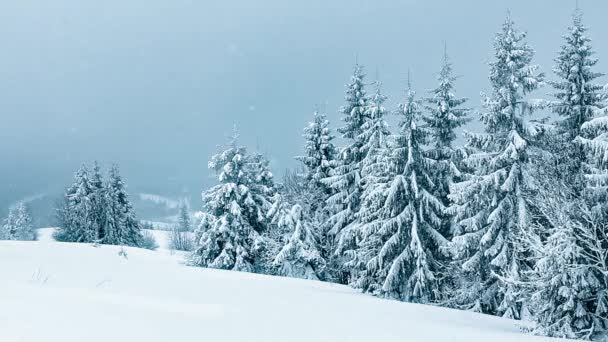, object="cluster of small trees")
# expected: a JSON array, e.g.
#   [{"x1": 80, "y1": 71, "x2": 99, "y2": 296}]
[
  {"x1": 1, "y1": 202, "x2": 35, "y2": 241},
  {"x1": 192, "y1": 10, "x2": 608, "y2": 340},
  {"x1": 55, "y1": 162, "x2": 145, "y2": 247}
]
